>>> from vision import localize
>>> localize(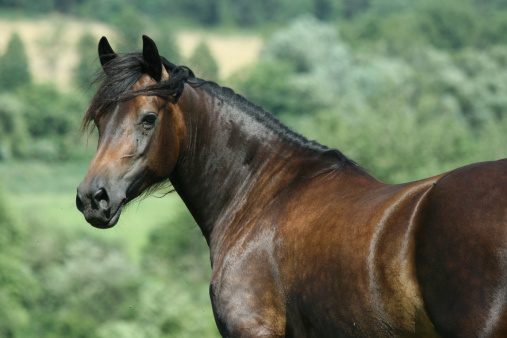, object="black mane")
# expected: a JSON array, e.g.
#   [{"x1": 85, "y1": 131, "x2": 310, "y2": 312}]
[
  {"x1": 199, "y1": 81, "x2": 355, "y2": 171},
  {"x1": 82, "y1": 51, "x2": 355, "y2": 171}
]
